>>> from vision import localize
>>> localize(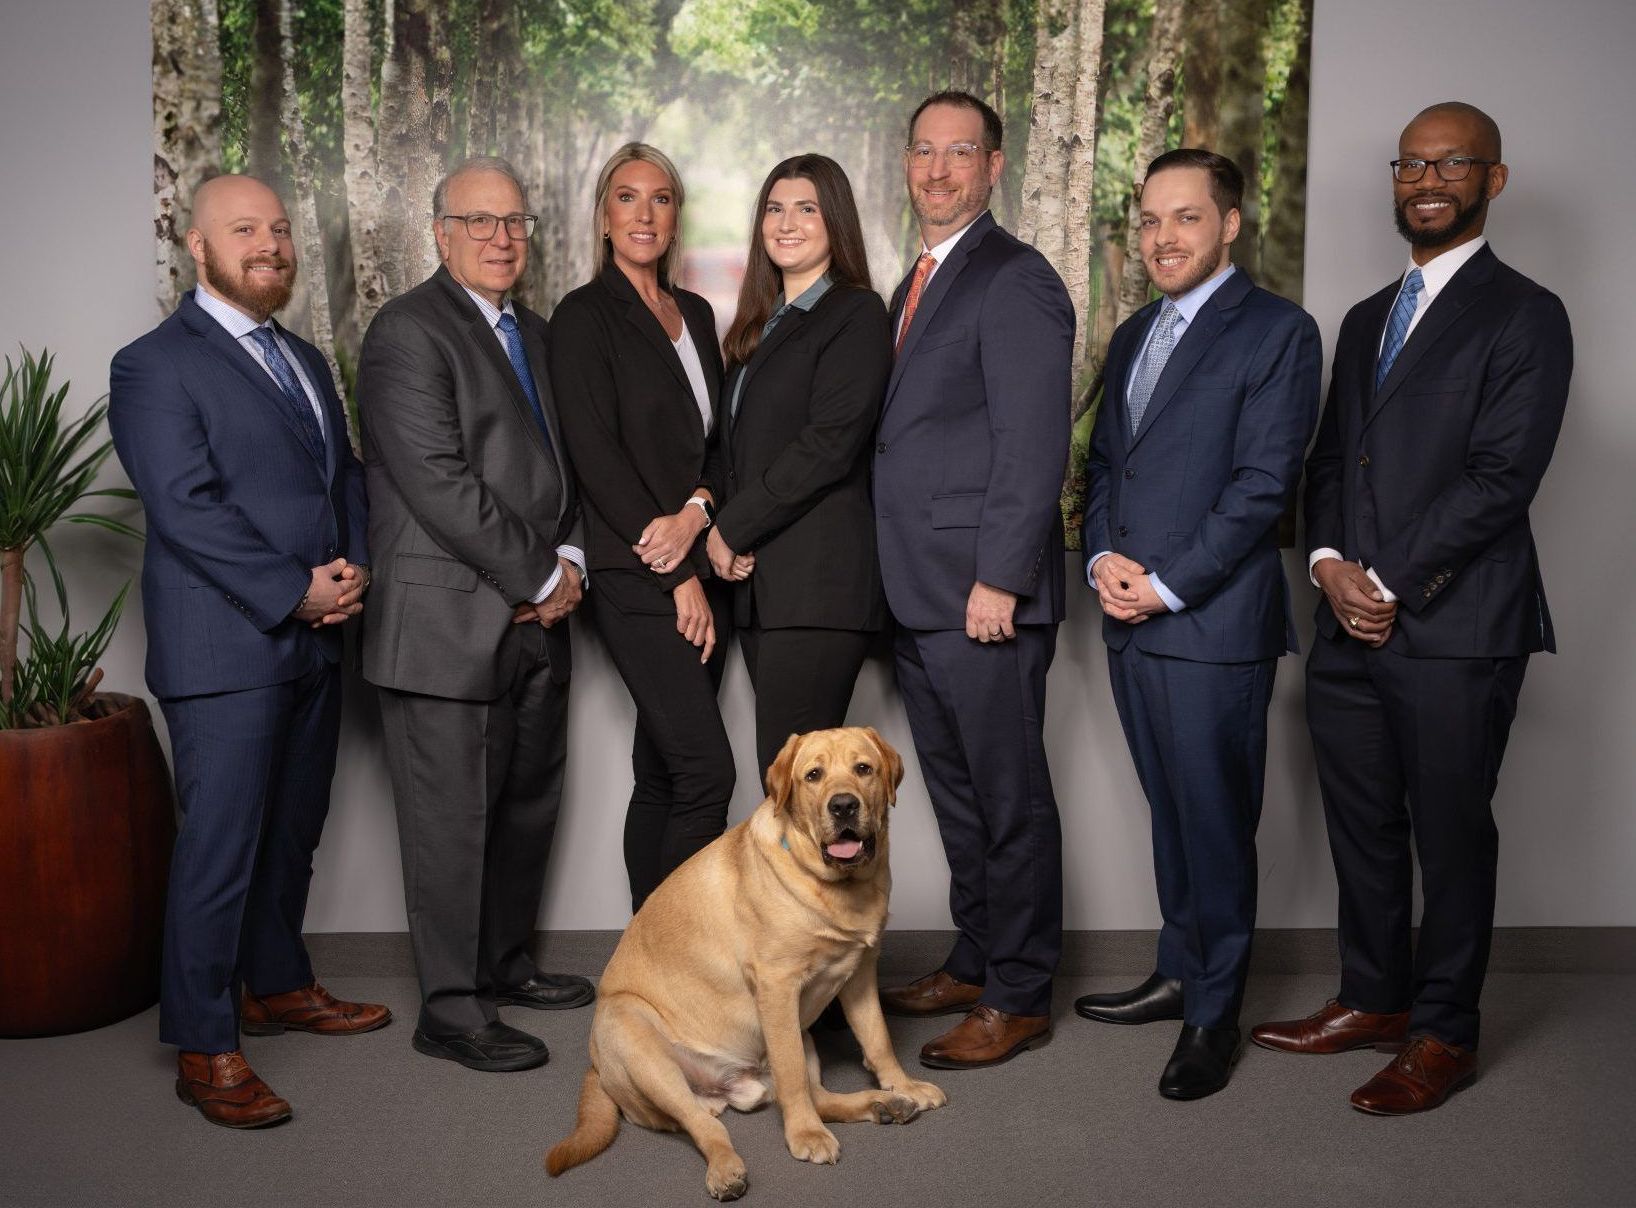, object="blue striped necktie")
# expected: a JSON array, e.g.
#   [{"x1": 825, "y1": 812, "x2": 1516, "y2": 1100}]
[
  {"x1": 497, "y1": 312, "x2": 552, "y2": 446},
  {"x1": 1375, "y1": 267, "x2": 1424, "y2": 390},
  {"x1": 246, "y1": 326, "x2": 325, "y2": 457}
]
